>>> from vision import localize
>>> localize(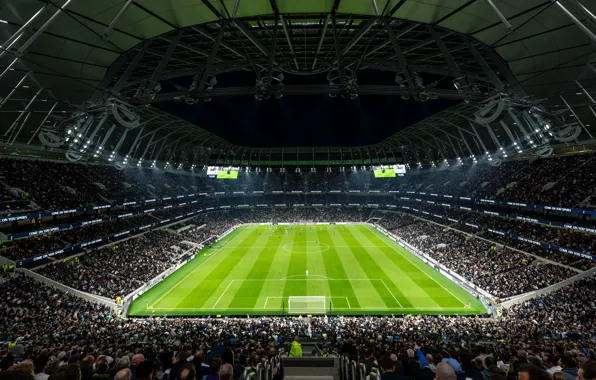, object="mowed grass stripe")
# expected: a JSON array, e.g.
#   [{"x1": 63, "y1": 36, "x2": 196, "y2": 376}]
[
  {"x1": 281, "y1": 227, "x2": 307, "y2": 306},
  {"x1": 316, "y1": 227, "x2": 362, "y2": 310},
  {"x1": 361, "y1": 225, "x2": 471, "y2": 309},
  {"x1": 304, "y1": 226, "x2": 333, "y2": 302},
  {"x1": 228, "y1": 227, "x2": 286, "y2": 309},
  {"x1": 253, "y1": 227, "x2": 298, "y2": 311},
  {"x1": 336, "y1": 225, "x2": 412, "y2": 309},
  {"x1": 333, "y1": 225, "x2": 400, "y2": 310},
  {"x1": 172, "y1": 227, "x2": 263, "y2": 309},
  {"x1": 347, "y1": 225, "x2": 441, "y2": 308},
  {"x1": 130, "y1": 226, "x2": 248, "y2": 313},
  {"x1": 129, "y1": 224, "x2": 487, "y2": 316},
  {"x1": 354, "y1": 226, "x2": 464, "y2": 307}
]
